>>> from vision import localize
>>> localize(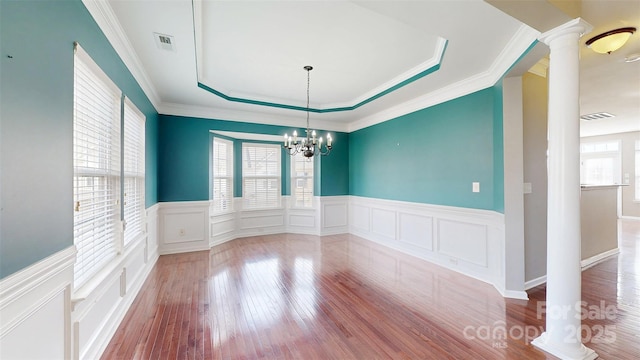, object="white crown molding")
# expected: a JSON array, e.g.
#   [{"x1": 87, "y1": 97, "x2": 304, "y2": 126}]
[
  {"x1": 158, "y1": 102, "x2": 350, "y2": 133},
  {"x1": 321, "y1": 37, "x2": 447, "y2": 110},
  {"x1": 86, "y1": 0, "x2": 538, "y2": 134},
  {"x1": 82, "y1": 0, "x2": 161, "y2": 110},
  {"x1": 347, "y1": 24, "x2": 540, "y2": 132},
  {"x1": 199, "y1": 42, "x2": 446, "y2": 113}
]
